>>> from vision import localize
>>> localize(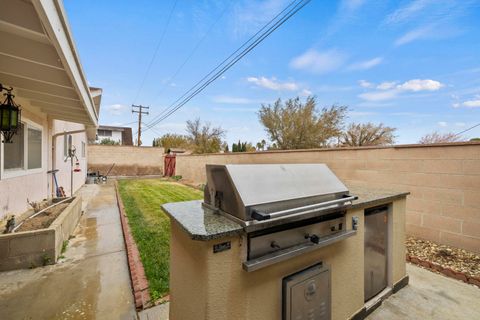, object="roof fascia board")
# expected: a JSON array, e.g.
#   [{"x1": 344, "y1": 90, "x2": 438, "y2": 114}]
[{"x1": 32, "y1": 0, "x2": 98, "y2": 126}]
